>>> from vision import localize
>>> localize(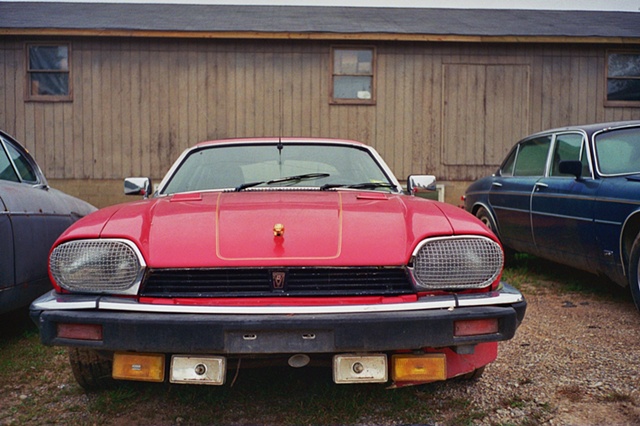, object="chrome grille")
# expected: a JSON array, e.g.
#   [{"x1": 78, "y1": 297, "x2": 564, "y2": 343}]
[
  {"x1": 140, "y1": 267, "x2": 413, "y2": 297},
  {"x1": 411, "y1": 236, "x2": 503, "y2": 289}
]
